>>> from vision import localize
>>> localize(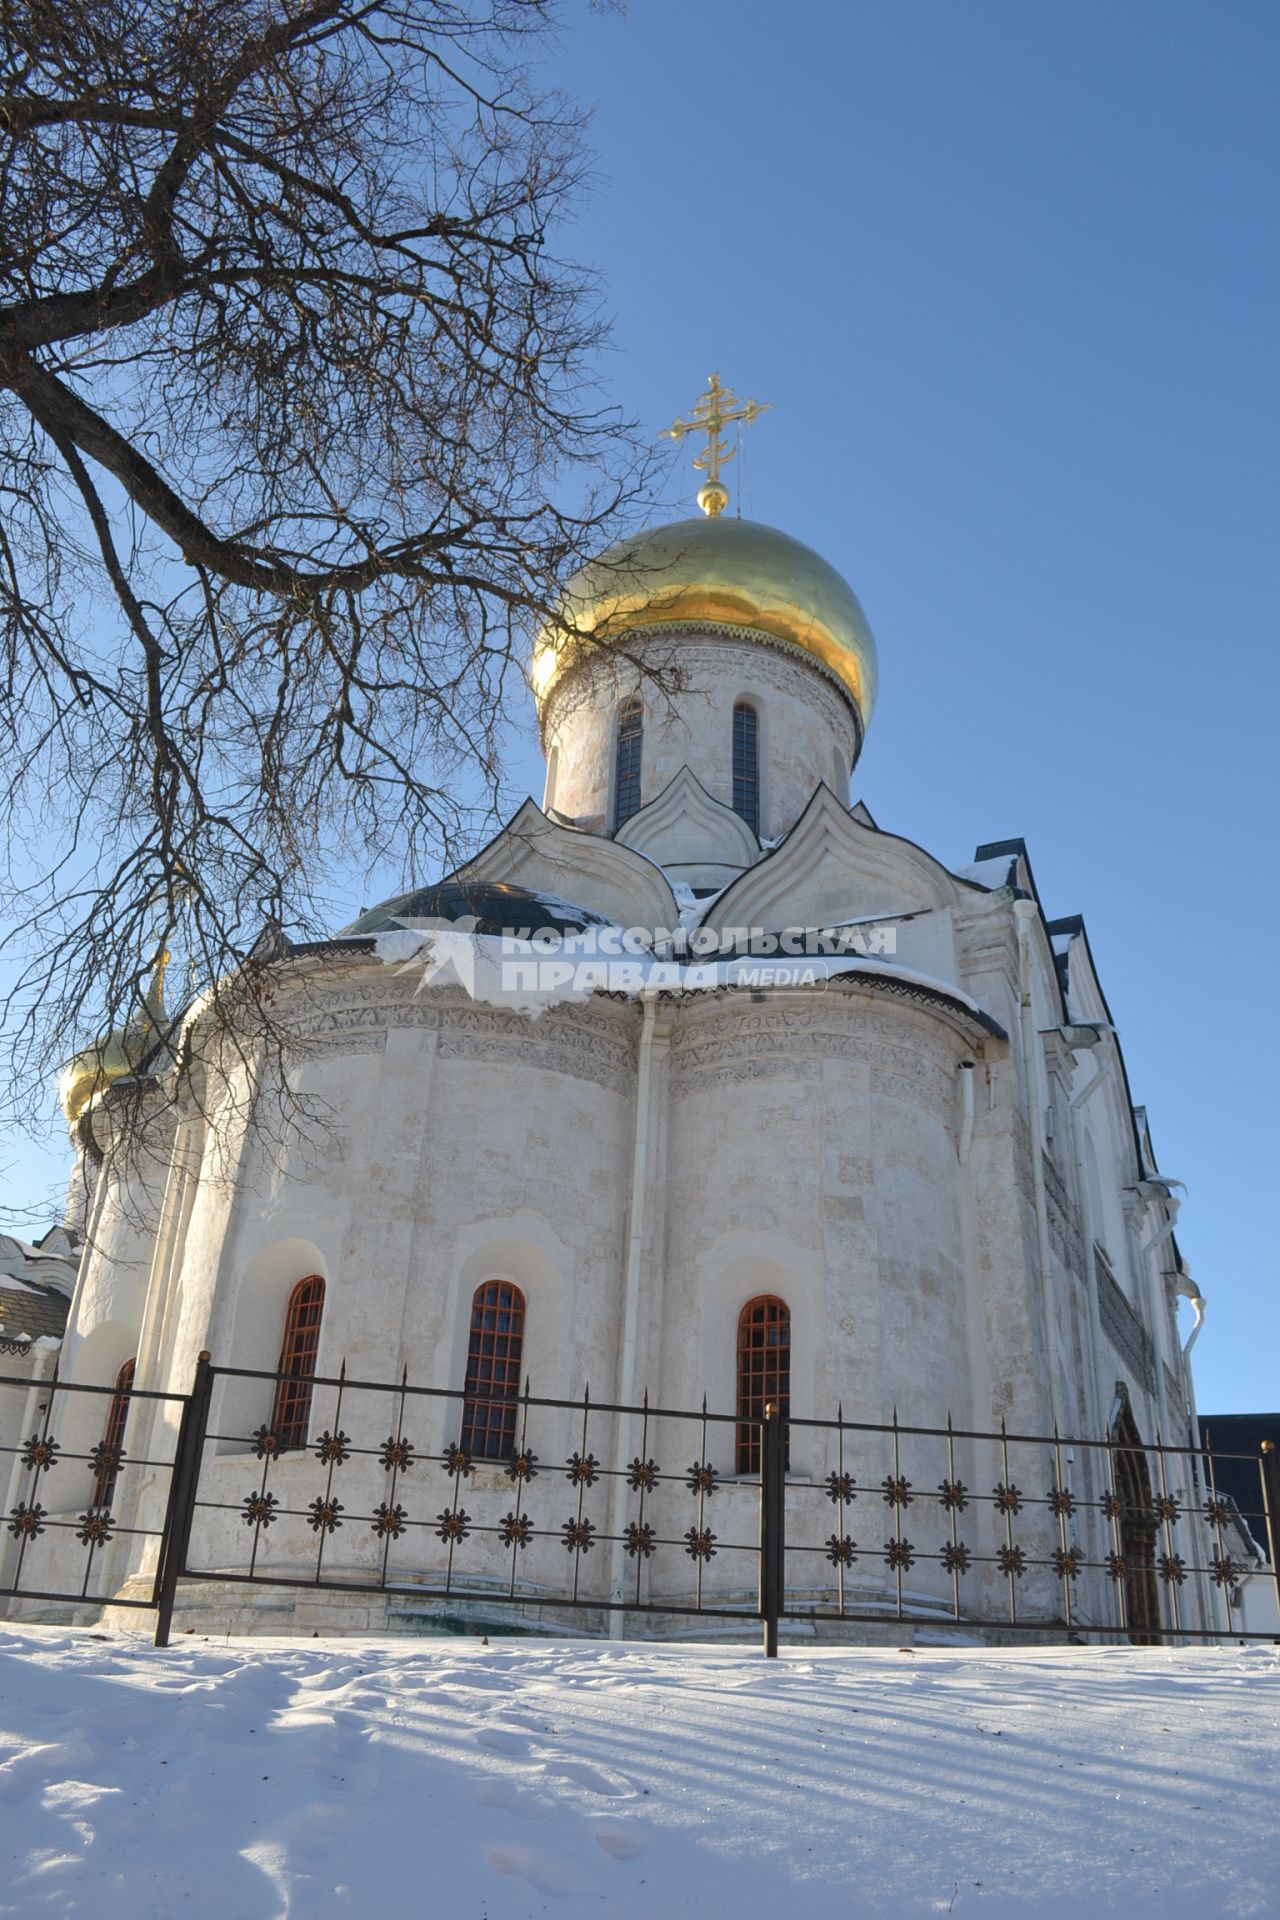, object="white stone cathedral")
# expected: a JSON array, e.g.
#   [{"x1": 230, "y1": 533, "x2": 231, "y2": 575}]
[{"x1": 2, "y1": 391, "x2": 1219, "y2": 1640}]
